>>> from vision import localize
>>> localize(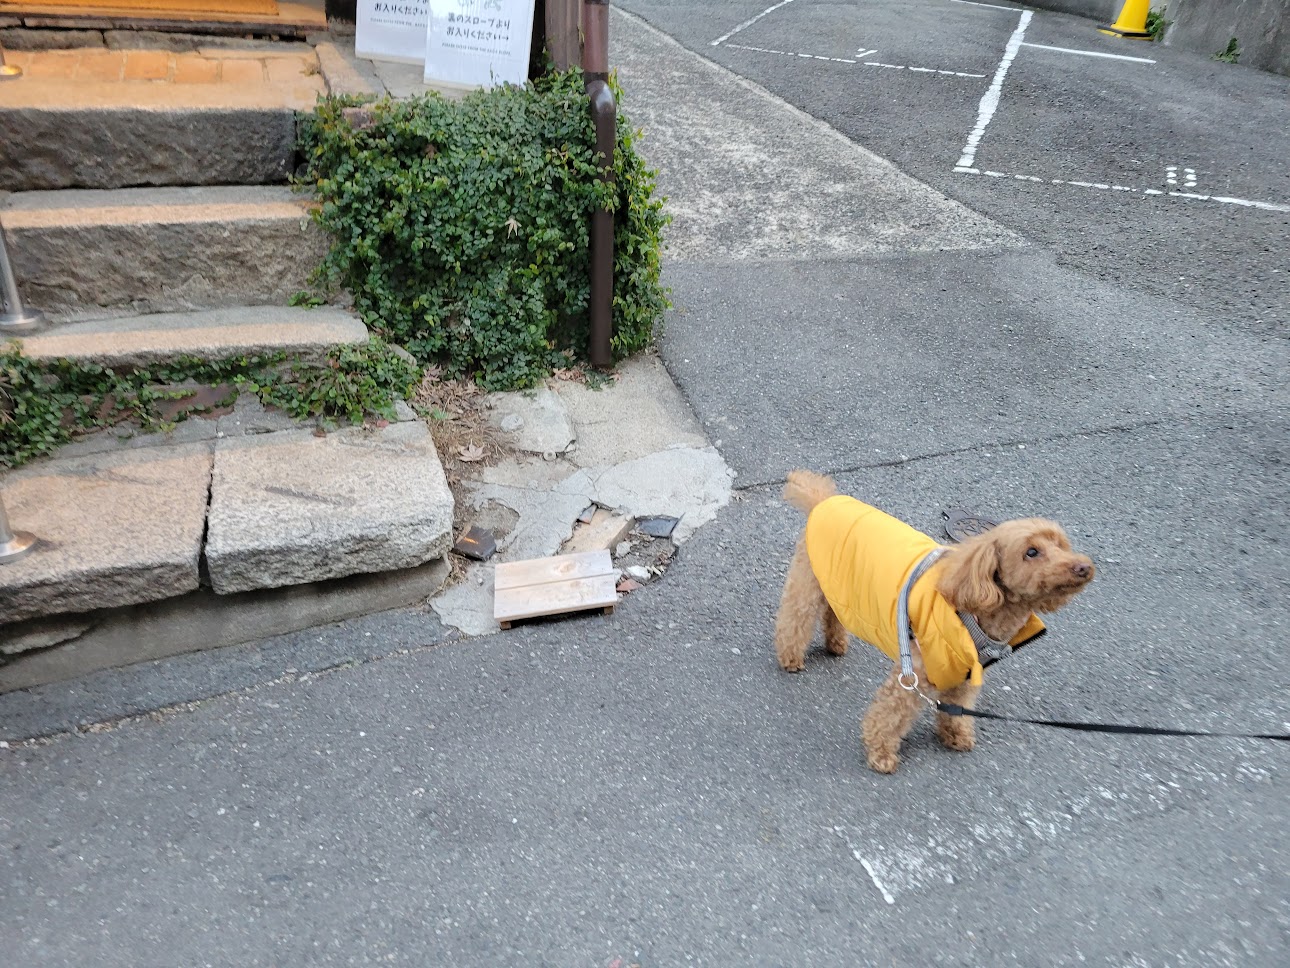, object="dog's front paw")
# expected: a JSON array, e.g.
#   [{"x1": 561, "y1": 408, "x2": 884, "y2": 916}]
[
  {"x1": 866, "y1": 749, "x2": 901, "y2": 774},
  {"x1": 777, "y1": 654, "x2": 805, "y2": 673},
  {"x1": 936, "y1": 721, "x2": 976, "y2": 752}
]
